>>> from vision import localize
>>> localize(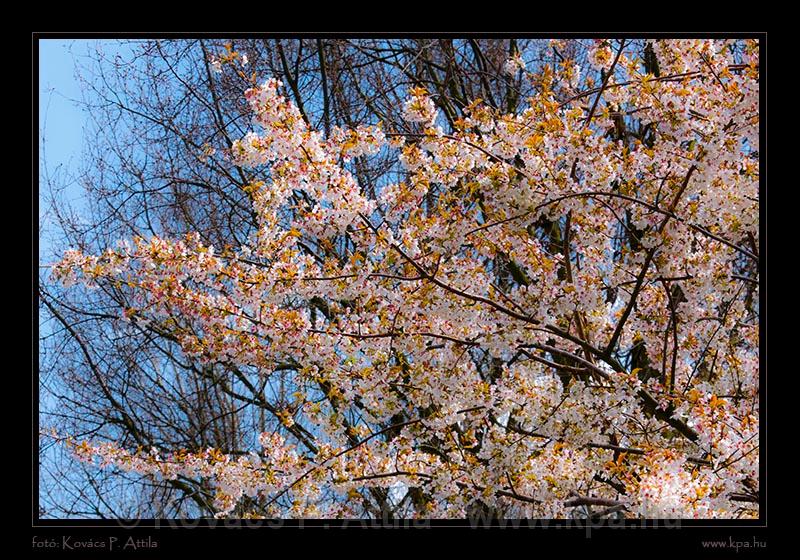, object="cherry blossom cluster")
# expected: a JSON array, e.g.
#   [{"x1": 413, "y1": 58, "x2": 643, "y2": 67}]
[{"x1": 53, "y1": 39, "x2": 760, "y2": 519}]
